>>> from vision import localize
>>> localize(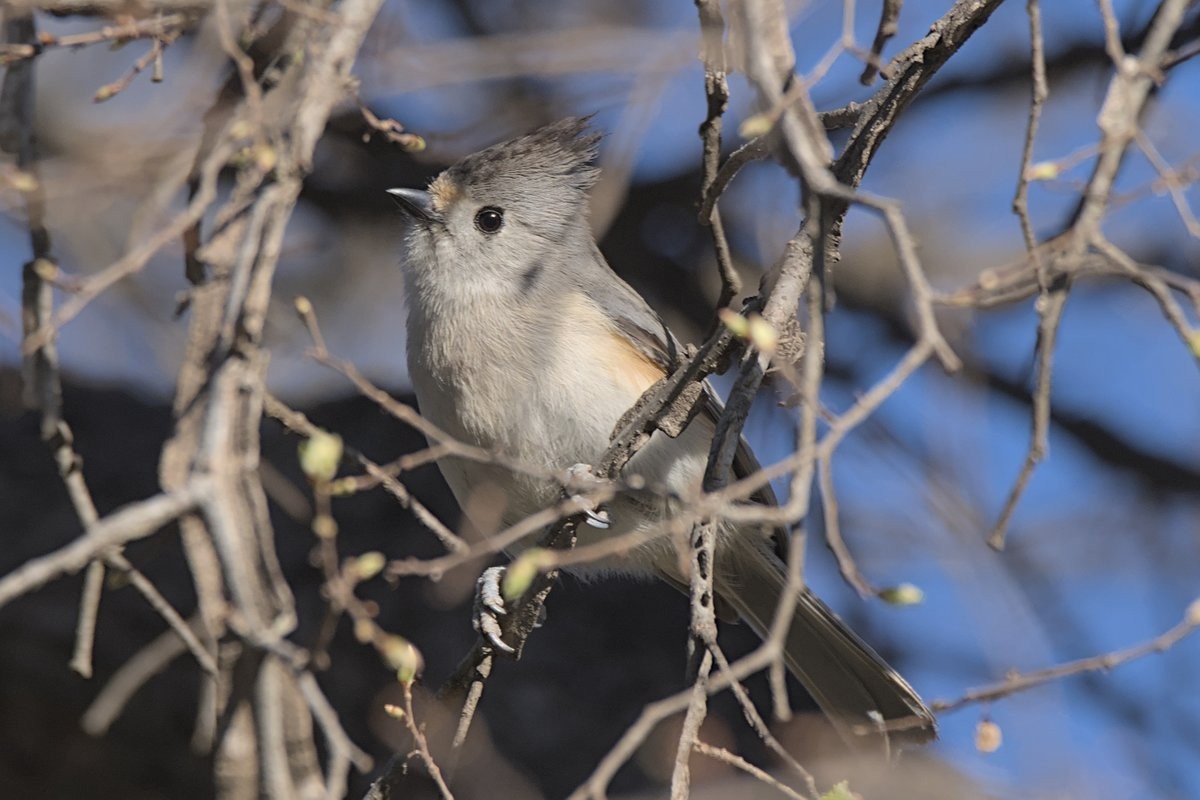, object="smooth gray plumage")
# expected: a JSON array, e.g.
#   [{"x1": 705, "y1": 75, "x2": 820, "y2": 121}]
[{"x1": 392, "y1": 117, "x2": 935, "y2": 749}]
